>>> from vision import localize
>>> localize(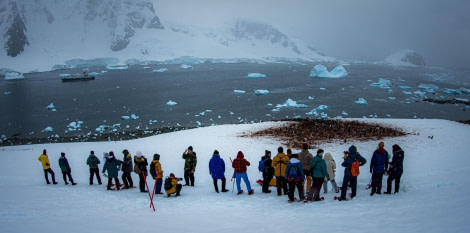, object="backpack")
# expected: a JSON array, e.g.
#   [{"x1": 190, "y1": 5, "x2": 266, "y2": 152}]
[
  {"x1": 149, "y1": 161, "x2": 157, "y2": 179},
  {"x1": 164, "y1": 177, "x2": 173, "y2": 190},
  {"x1": 351, "y1": 159, "x2": 360, "y2": 177},
  {"x1": 258, "y1": 158, "x2": 267, "y2": 172},
  {"x1": 287, "y1": 165, "x2": 301, "y2": 182}
]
